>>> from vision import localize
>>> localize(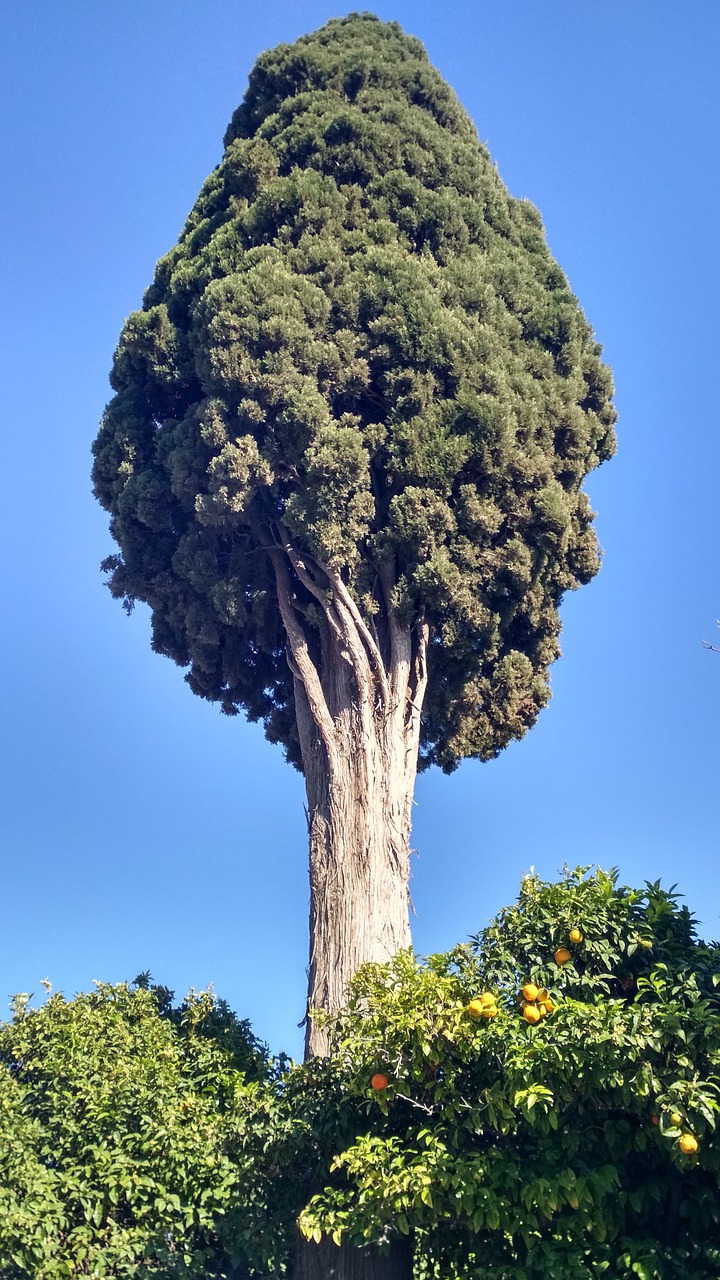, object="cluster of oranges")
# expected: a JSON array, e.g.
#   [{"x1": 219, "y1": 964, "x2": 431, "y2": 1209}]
[
  {"x1": 466, "y1": 991, "x2": 498, "y2": 1020},
  {"x1": 520, "y1": 982, "x2": 554, "y2": 1023},
  {"x1": 516, "y1": 928, "x2": 584, "y2": 1024},
  {"x1": 464, "y1": 928, "x2": 585, "y2": 1027}
]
